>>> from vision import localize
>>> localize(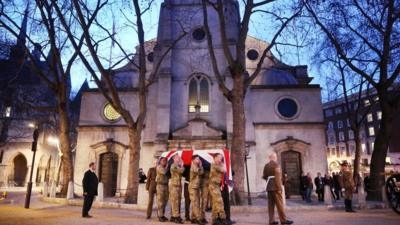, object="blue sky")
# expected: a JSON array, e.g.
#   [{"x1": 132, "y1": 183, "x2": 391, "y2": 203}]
[{"x1": 4, "y1": 0, "x2": 325, "y2": 99}]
